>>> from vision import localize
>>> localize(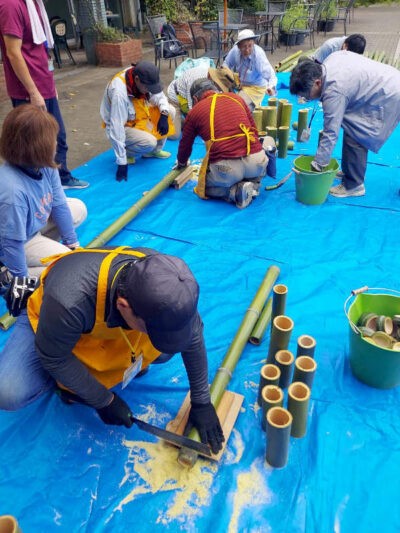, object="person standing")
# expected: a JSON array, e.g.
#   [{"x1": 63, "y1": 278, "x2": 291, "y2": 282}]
[
  {"x1": 0, "y1": 0, "x2": 89, "y2": 190},
  {"x1": 289, "y1": 54, "x2": 400, "y2": 198},
  {"x1": 223, "y1": 29, "x2": 277, "y2": 111}
]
